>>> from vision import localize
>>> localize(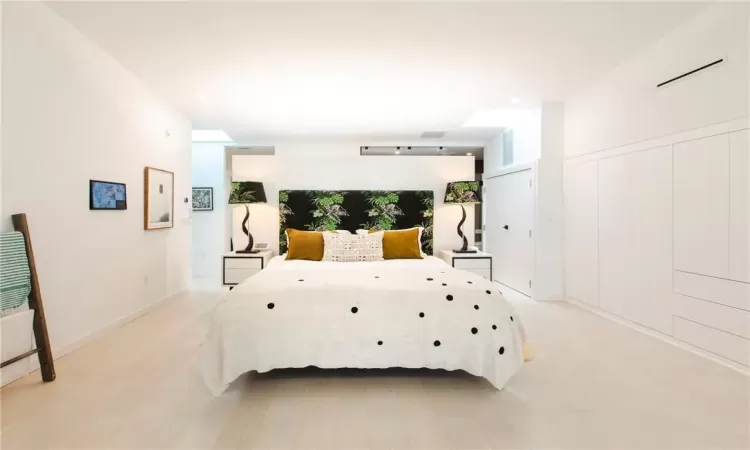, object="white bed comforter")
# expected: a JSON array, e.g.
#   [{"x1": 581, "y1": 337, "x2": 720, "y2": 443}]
[{"x1": 201, "y1": 256, "x2": 526, "y2": 394}]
